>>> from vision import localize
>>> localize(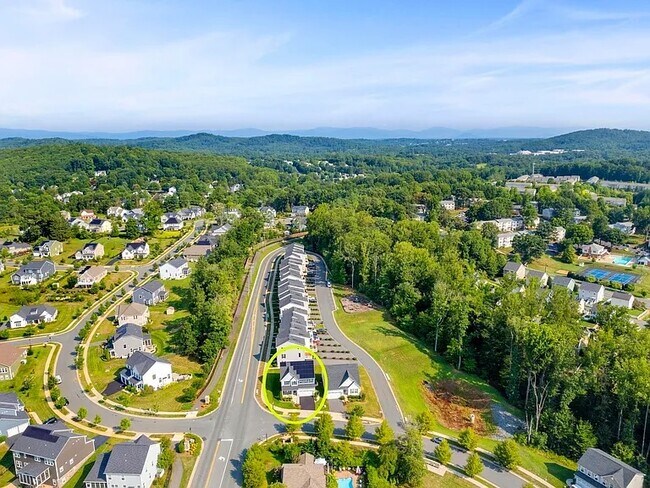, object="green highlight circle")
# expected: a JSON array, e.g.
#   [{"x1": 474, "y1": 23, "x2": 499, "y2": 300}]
[{"x1": 262, "y1": 344, "x2": 329, "y2": 425}]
